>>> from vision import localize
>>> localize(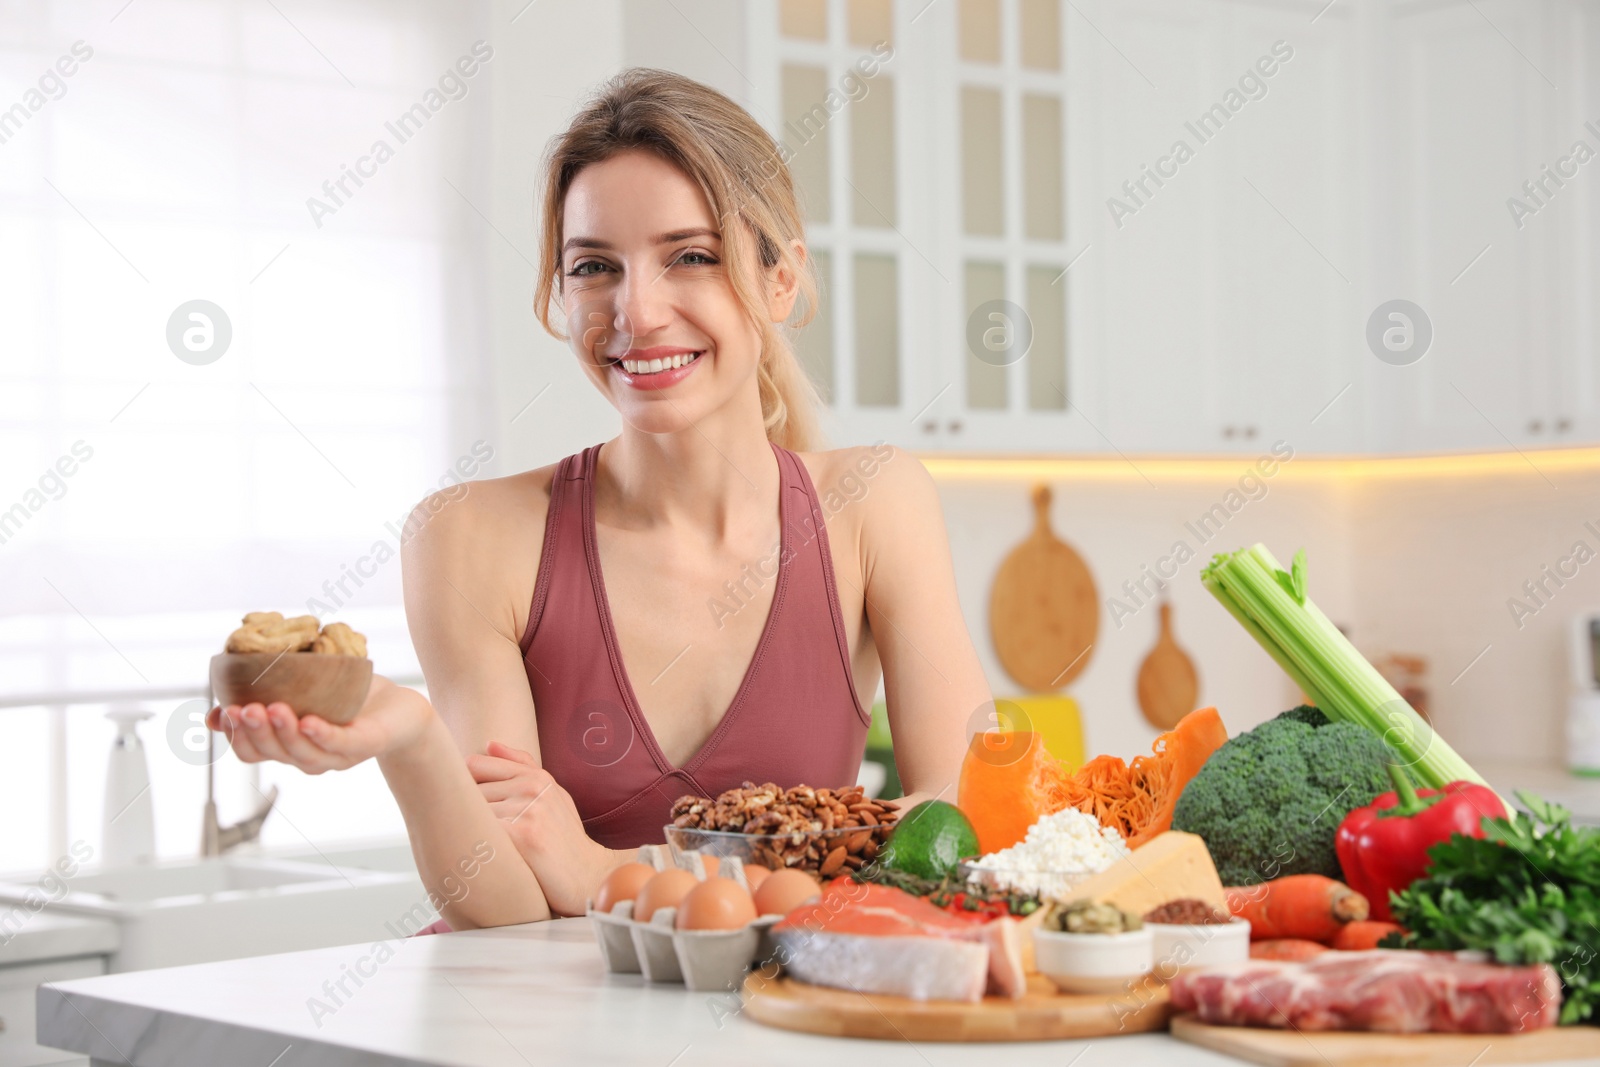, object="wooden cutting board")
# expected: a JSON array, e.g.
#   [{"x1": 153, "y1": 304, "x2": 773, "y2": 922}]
[
  {"x1": 1136, "y1": 600, "x2": 1199, "y2": 729},
  {"x1": 1171, "y1": 1015, "x2": 1599, "y2": 1066},
  {"x1": 740, "y1": 973, "x2": 1169, "y2": 1042},
  {"x1": 990, "y1": 484, "x2": 1098, "y2": 691}
]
